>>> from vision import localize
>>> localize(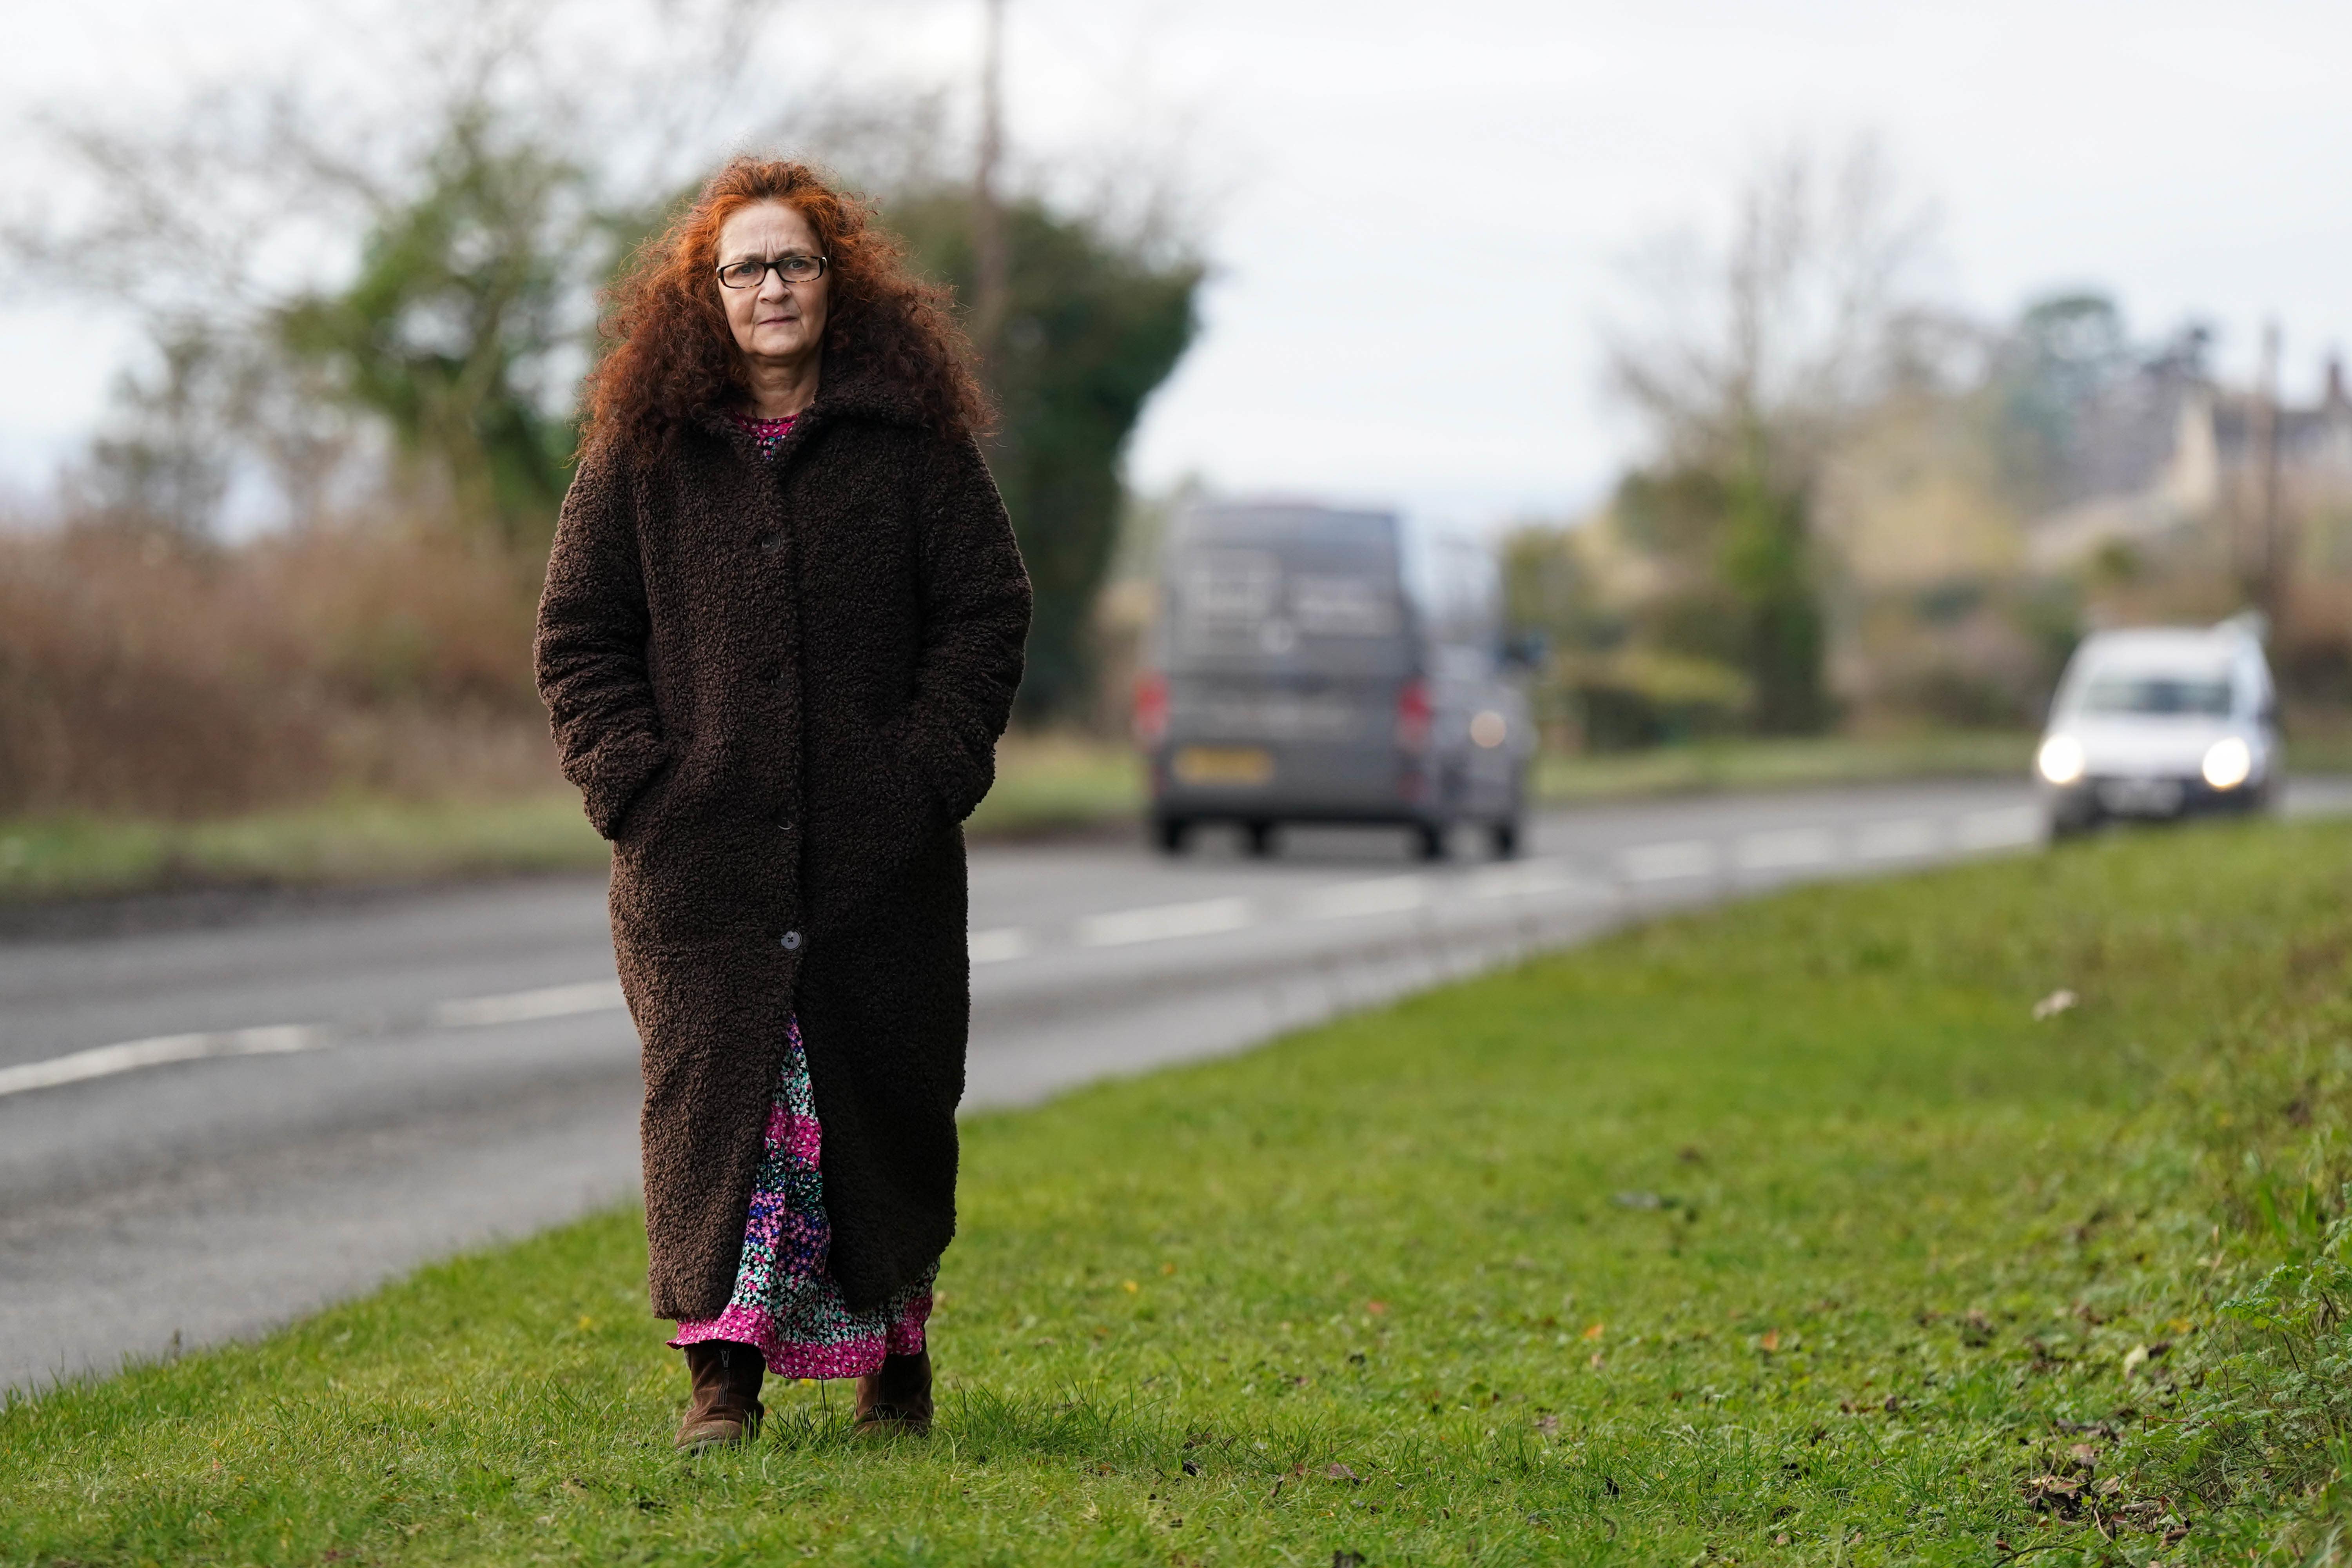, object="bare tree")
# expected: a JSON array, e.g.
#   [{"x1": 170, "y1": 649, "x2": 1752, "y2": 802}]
[
  {"x1": 1599, "y1": 138, "x2": 1938, "y2": 731},
  {"x1": 1606, "y1": 138, "x2": 1937, "y2": 483}
]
